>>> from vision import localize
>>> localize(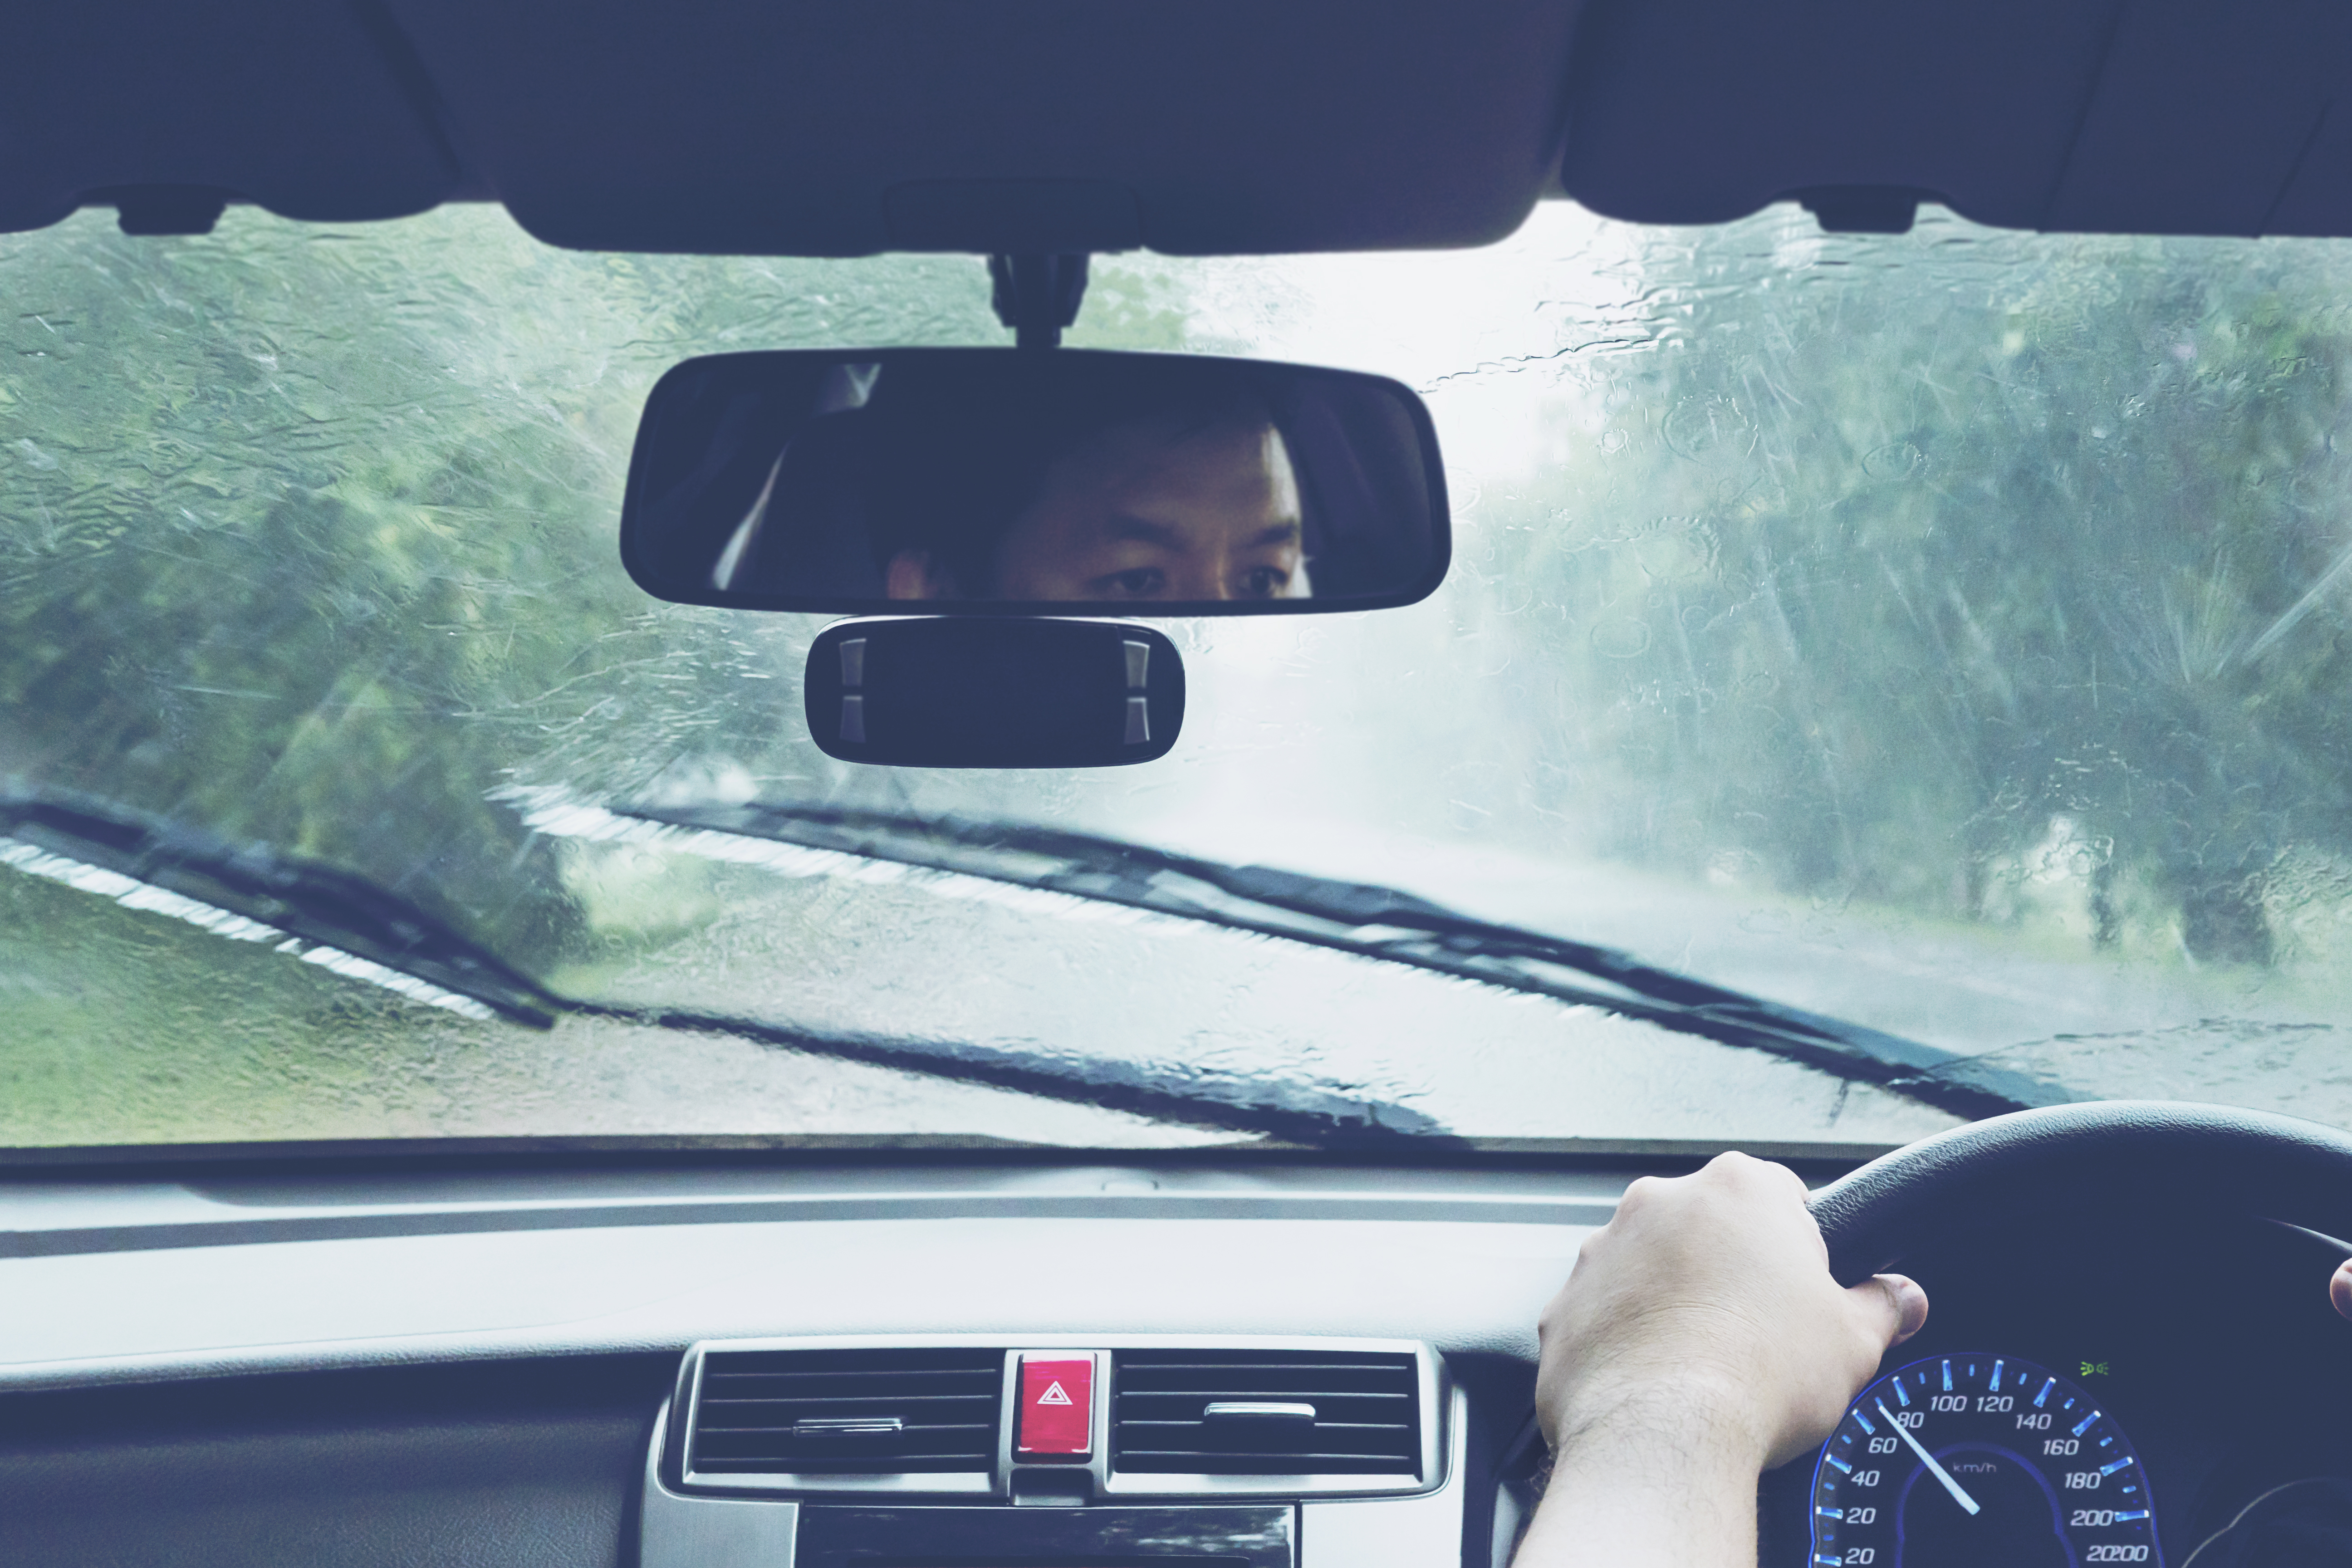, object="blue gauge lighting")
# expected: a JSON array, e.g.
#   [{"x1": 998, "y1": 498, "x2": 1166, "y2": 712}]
[{"x1": 1808, "y1": 1353, "x2": 2160, "y2": 1567}]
